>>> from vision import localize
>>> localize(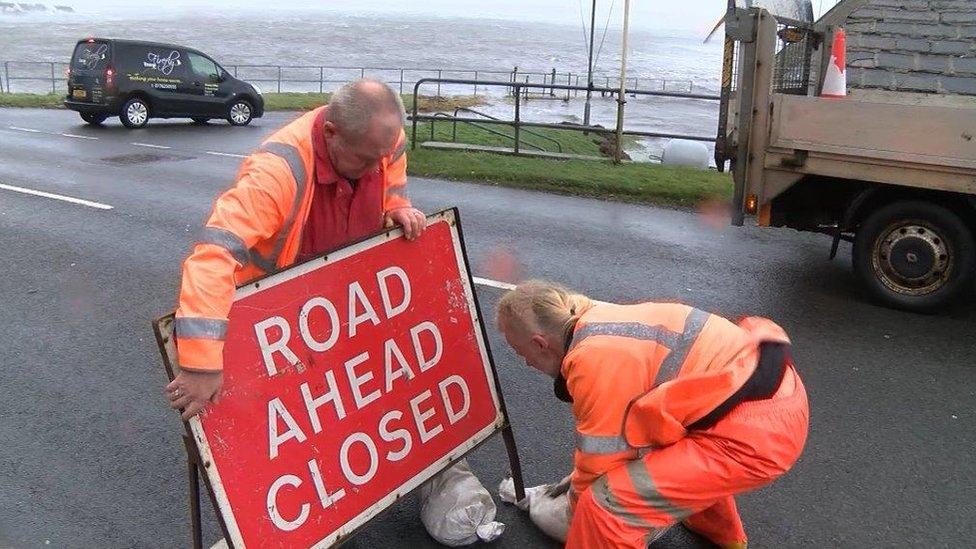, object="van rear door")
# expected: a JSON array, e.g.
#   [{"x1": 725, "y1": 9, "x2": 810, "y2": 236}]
[{"x1": 69, "y1": 40, "x2": 112, "y2": 104}]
